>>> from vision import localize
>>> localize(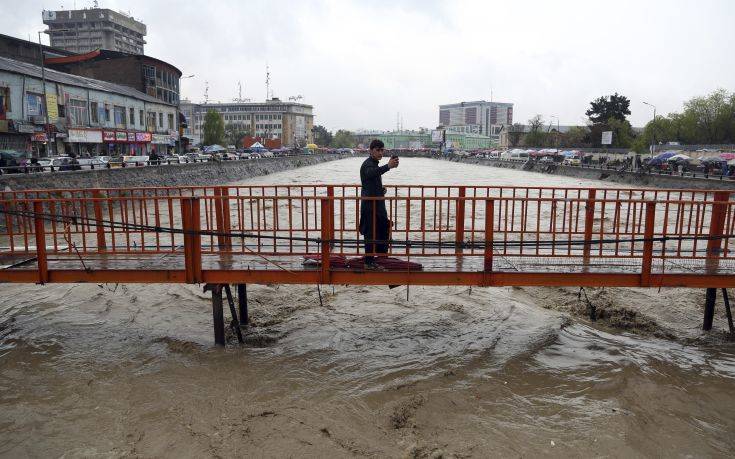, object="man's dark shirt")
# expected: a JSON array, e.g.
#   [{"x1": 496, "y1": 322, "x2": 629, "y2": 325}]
[{"x1": 359, "y1": 156, "x2": 390, "y2": 235}]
